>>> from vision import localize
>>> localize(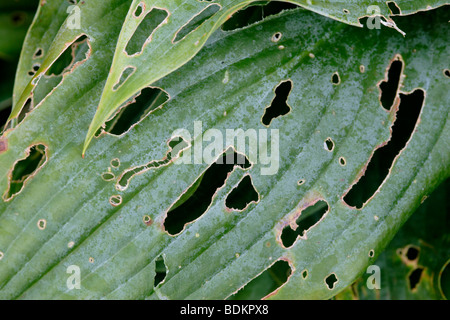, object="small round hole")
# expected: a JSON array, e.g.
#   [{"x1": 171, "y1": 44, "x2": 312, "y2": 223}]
[
  {"x1": 369, "y1": 249, "x2": 375, "y2": 258},
  {"x1": 143, "y1": 215, "x2": 153, "y2": 226},
  {"x1": 324, "y1": 138, "x2": 334, "y2": 151},
  {"x1": 343, "y1": 9, "x2": 350, "y2": 14},
  {"x1": 302, "y1": 270, "x2": 308, "y2": 279},
  {"x1": 109, "y1": 195, "x2": 122, "y2": 207},
  {"x1": 297, "y1": 179, "x2": 305, "y2": 186},
  {"x1": 33, "y1": 48, "x2": 43, "y2": 59},
  {"x1": 339, "y1": 157, "x2": 346, "y2": 166},
  {"x1": 37, "y1": 219, "x2": 47, "y2": 230},
  {"x1": 134, "y1": 3, "x2": 144, "y2": 17},
  {"x1": 359, "y1": 65, "x2": 365, "y2": 73},
  {"x1": 271, "y1": 32, "x2": 282, "y2": 43},
  {"x1": 331, "y1": 72, "x2": 340, "y2": 85},
  {"x1": 444, "y1": 69, "x2": 450, "y2": 78}
]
